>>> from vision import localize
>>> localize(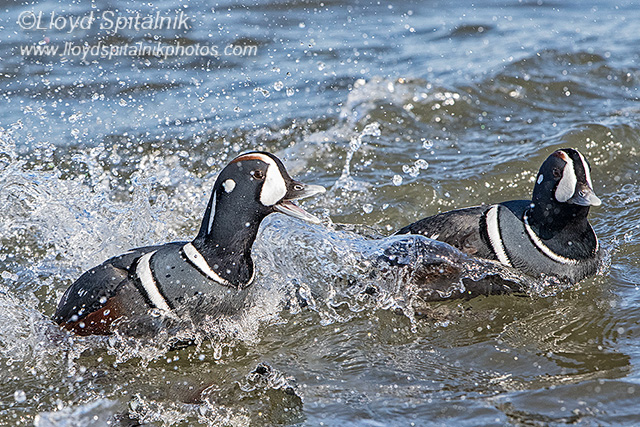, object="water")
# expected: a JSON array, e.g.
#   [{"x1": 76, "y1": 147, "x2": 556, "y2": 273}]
[{"x1": 1, "y1": 0, "x2": 639, "y2": 425}]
